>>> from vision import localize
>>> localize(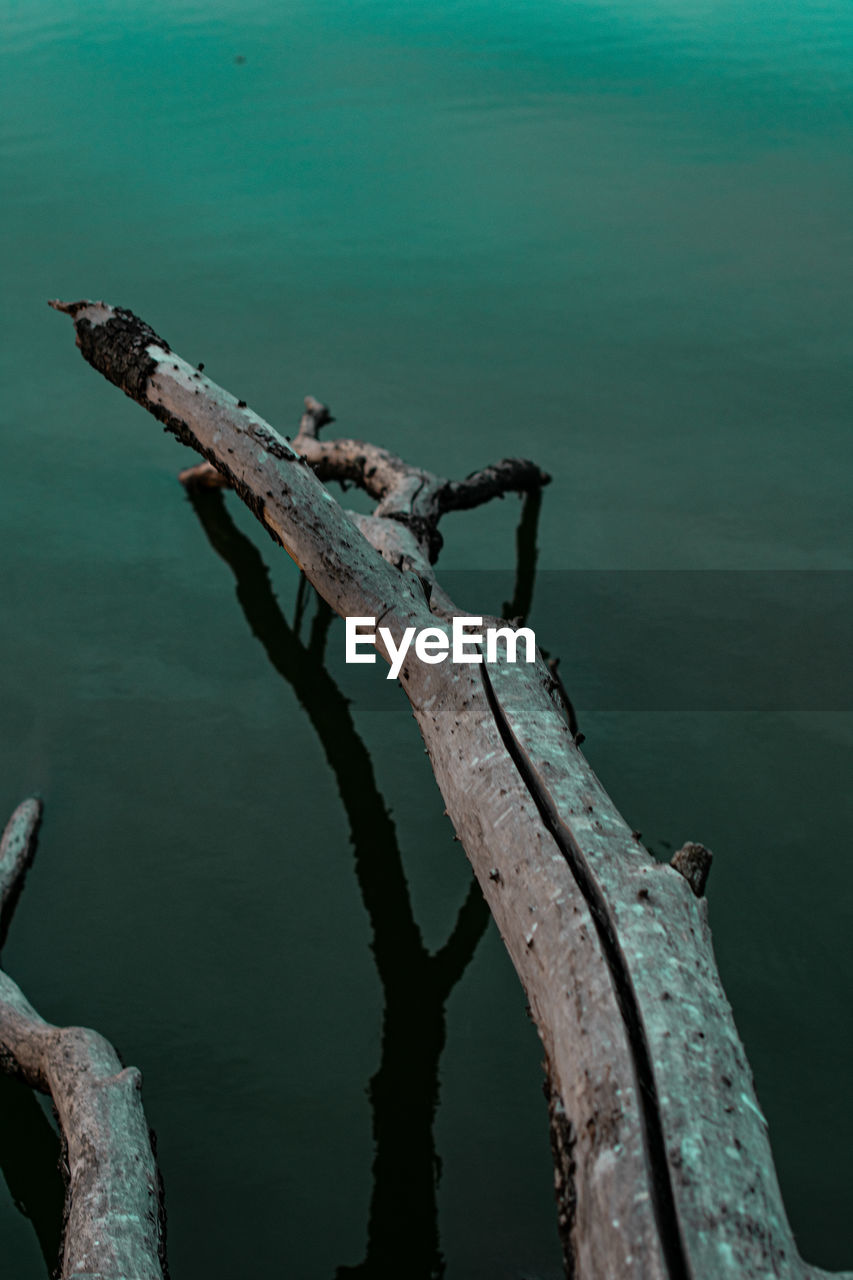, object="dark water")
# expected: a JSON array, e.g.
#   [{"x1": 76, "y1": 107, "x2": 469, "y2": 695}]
[{"x1": 1, "y1": 1, "x2": 852, "y2": 1274}]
